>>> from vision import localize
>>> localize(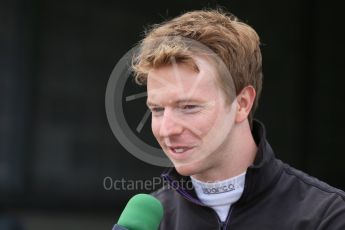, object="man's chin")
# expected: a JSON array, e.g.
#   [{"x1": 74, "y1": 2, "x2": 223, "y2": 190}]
[{"x1": 174, "y1": 161, "x2": 200, "y2": 177}]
